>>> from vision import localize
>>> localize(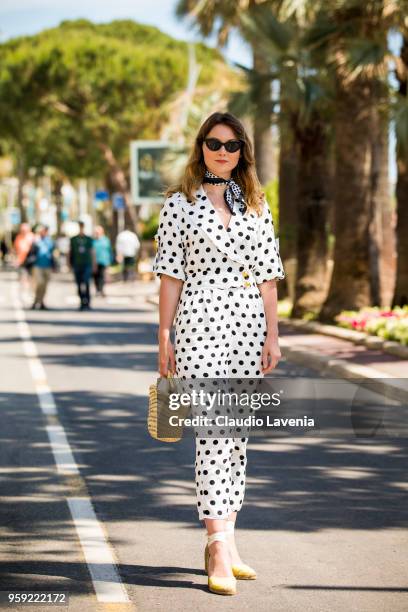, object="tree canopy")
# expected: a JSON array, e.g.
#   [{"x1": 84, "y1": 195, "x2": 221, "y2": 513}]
[{"x1": 0, "y1": 19, "x2": 239, "y2": 181}]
